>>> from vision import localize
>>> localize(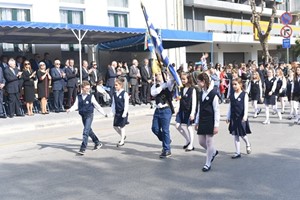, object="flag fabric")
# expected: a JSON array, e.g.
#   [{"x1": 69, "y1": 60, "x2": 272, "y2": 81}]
[
  {"x1": 141, "y1": 3, "x2": 182, "y2": 87},
  {"x1": 144, "y1": 30, "x2": 154, "y2": 54}
]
